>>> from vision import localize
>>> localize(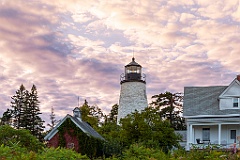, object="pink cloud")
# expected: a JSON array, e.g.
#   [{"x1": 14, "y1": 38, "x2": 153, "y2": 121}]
[{"x1": 0, "y1": 0, "x2": 240, "y2": 127}]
